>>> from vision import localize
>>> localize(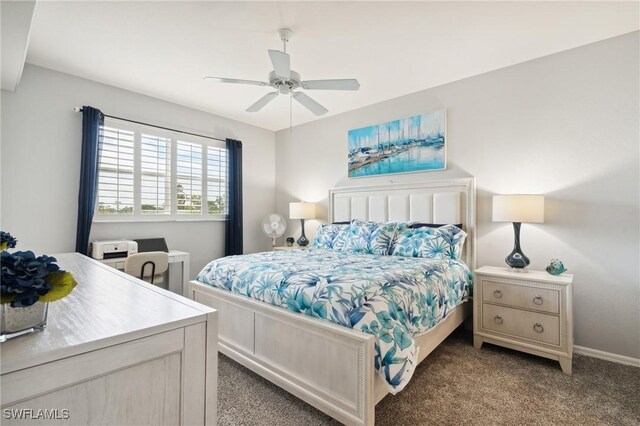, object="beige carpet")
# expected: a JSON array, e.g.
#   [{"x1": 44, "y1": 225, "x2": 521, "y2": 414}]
[{"x1": 217, "y1": 329, "x2": 640, "y2": 425}]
